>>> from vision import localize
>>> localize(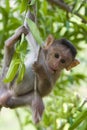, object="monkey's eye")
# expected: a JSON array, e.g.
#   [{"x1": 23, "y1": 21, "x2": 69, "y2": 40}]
[
  {"x1": 54, "y1": 53, "x2": 59, "y2": 58},
  {"x1": 61, "y1": 59, "x2": 65, "y2": 63}
]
